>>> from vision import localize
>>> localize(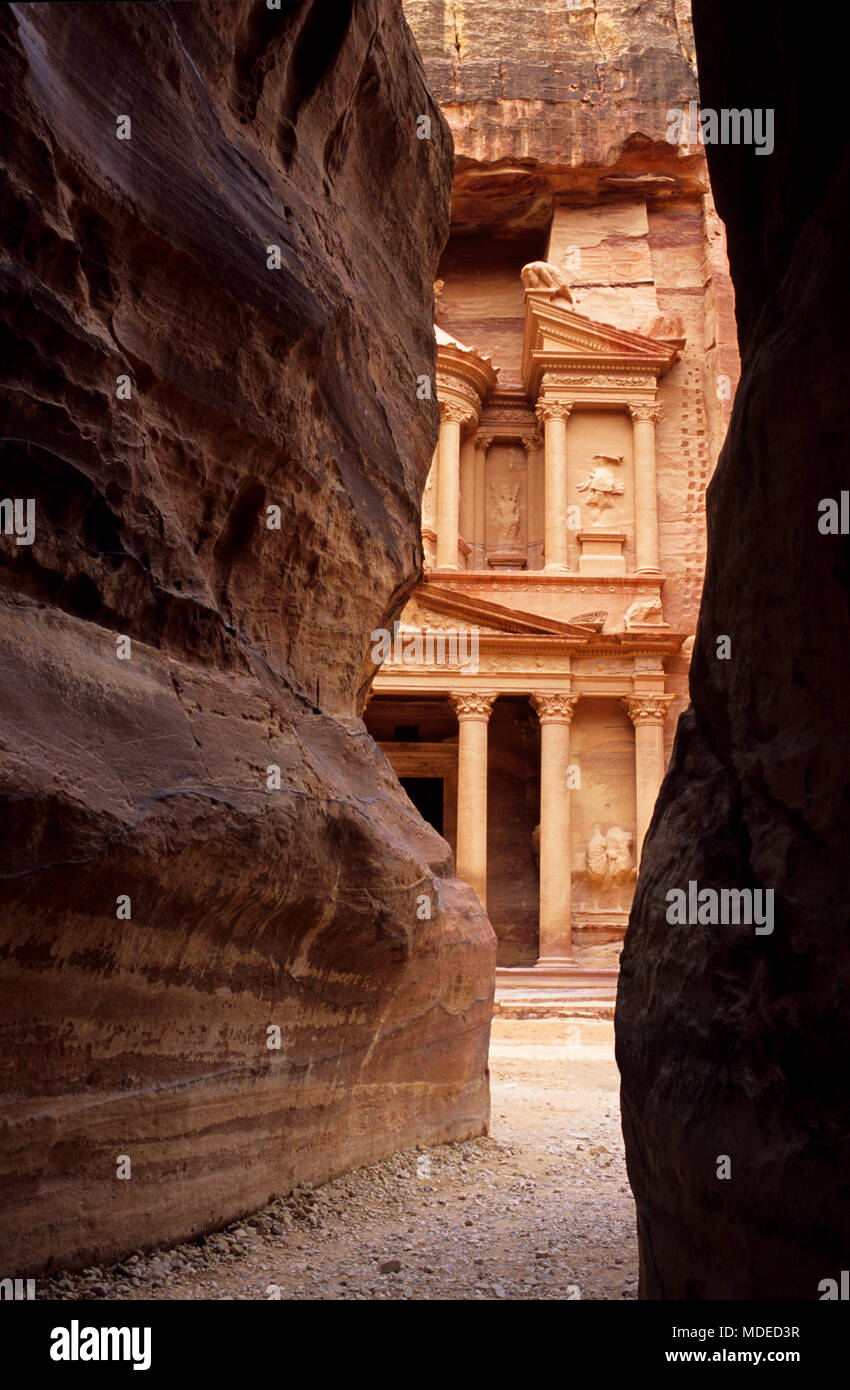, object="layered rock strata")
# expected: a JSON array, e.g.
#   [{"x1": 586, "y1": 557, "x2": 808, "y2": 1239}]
[{"x1": 0, "y1": 0, "x2": 495, "y2": 1274}]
